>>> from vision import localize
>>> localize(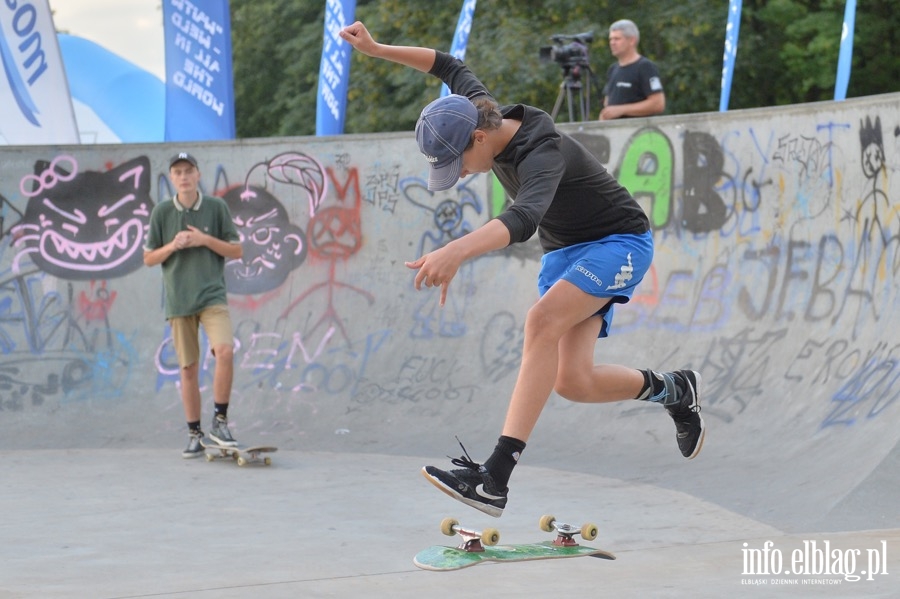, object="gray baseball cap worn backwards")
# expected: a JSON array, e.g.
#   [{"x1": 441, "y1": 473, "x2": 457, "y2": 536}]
[{"x1": 415, "y1": 94, "x2": 477, "y2": 191}]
